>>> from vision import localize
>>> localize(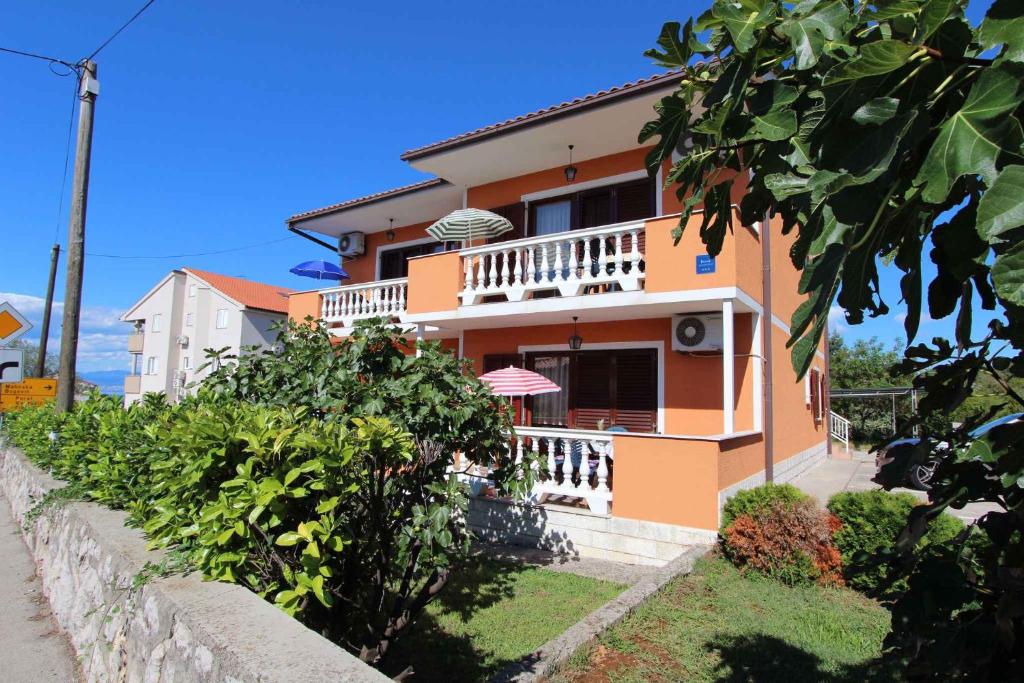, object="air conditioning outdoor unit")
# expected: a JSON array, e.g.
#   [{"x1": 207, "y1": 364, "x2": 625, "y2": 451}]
[
  {"x1": 176, "y1": 335, "x2": 189, "y2": 348},
  {"x1": 338, "y1": 232, "x2": 366, "y2": 257},
  {"x1": 671, "y1": 314, "x2": 724, "y2": 352}
]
